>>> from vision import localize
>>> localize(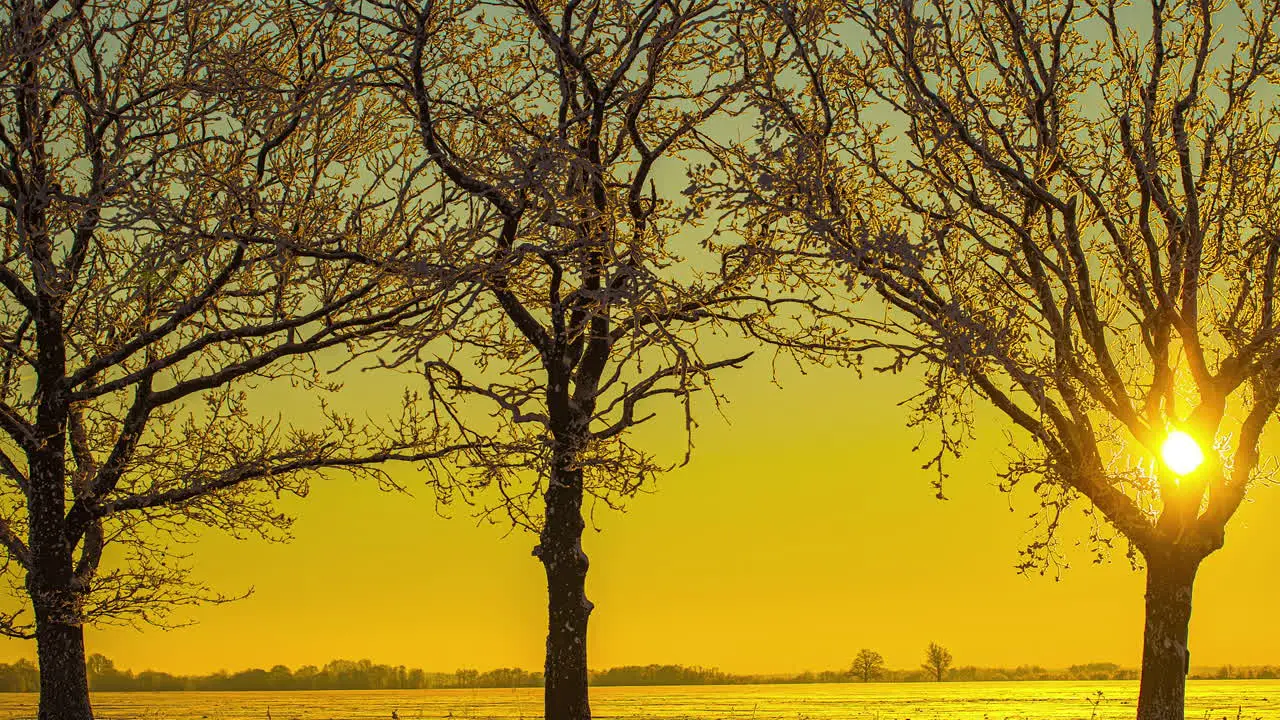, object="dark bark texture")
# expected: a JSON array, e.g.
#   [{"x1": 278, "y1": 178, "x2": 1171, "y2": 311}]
[
  {"x1": 1136, "y1": 553, "x2": 1199, "y2": 720},
  {"x1": 28, "y1": 266, "x2": 89, "y2": 719},
  {"x1": 537, "y1": 441, "x2": 593, "y2": 720},
  {"x1": 32, "y1": 609, "x2": 91, "y2": 720}
]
